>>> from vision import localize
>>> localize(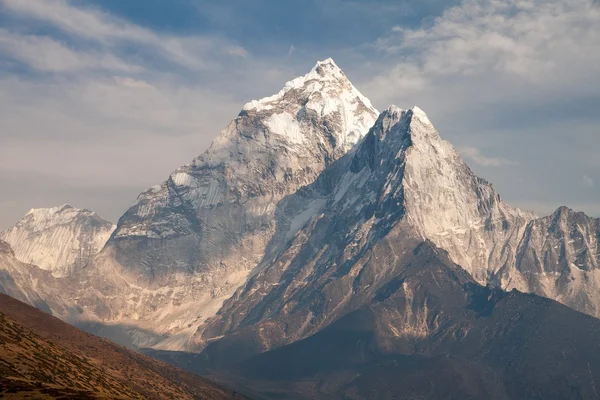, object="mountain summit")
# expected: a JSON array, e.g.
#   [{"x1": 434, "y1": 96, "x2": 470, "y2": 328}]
[
  {"x1": 1, "y1": 60, "x2": 600, "y2": 376},
  {"x1": 0, "y1": 205, "x2": 114, "y2": 277},
  {"x1": 65, "y1": 59, "x2": 379, "y2": 349}
]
